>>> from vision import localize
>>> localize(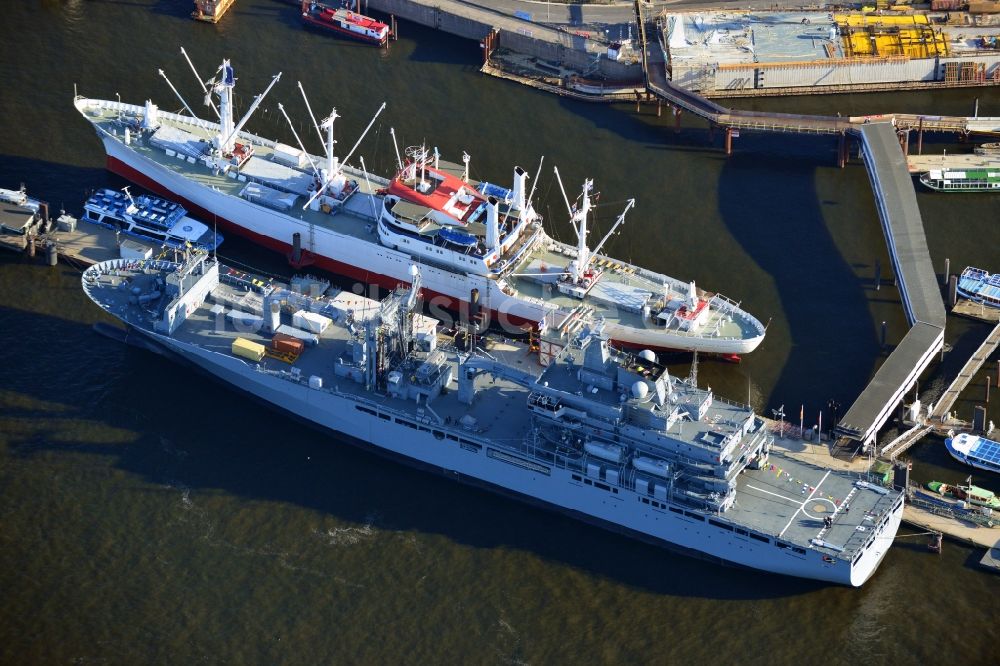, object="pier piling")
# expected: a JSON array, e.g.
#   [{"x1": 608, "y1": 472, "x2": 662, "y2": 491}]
[
  {"x1": 943, "y1": 258, "x2": 950, "y2": 286},
  {"x1": 948, "y1": 275, "x2": 958, "y2": 308},
  {"x1": 974, "y1": 405, "x2": 986, "y2": 432},
  {"x1": 724, "y1": 127, "x2": 733, "y2": 155},
  {"x1": 874, "y1": 259, "x2": 881, "y2": 291}
]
